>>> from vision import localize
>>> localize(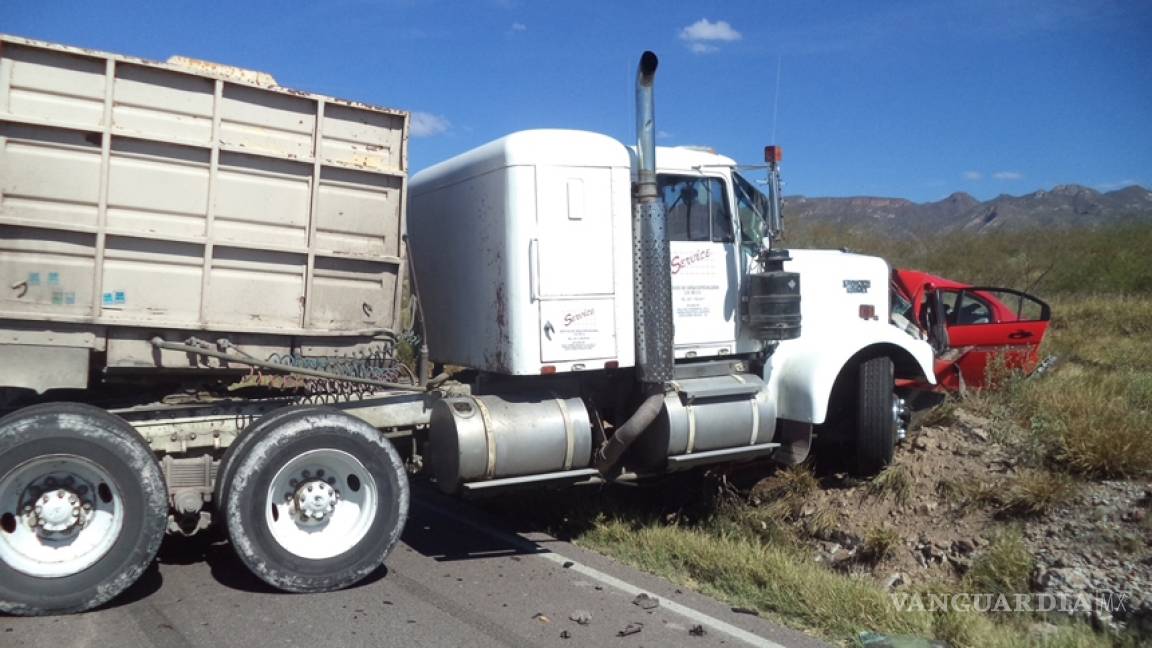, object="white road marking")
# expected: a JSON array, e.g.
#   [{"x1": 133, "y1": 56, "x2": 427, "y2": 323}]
[{"x1": 418, "y1": 500, "x2": 790, "y2": 648}]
